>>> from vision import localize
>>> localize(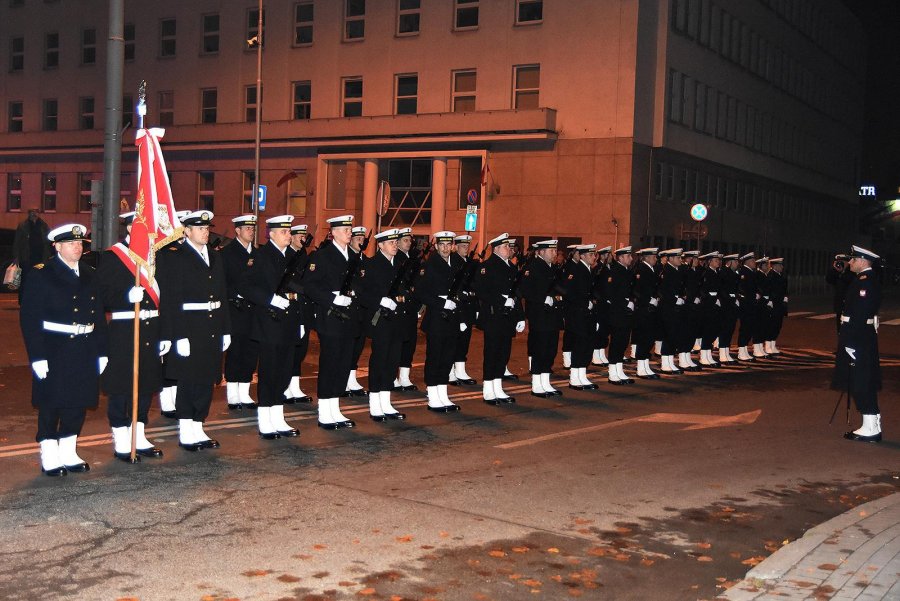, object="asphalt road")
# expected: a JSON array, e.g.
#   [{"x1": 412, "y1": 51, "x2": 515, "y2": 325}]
[{"x1": 0, "y1": 292, "x2": 897, "y2": 601}]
